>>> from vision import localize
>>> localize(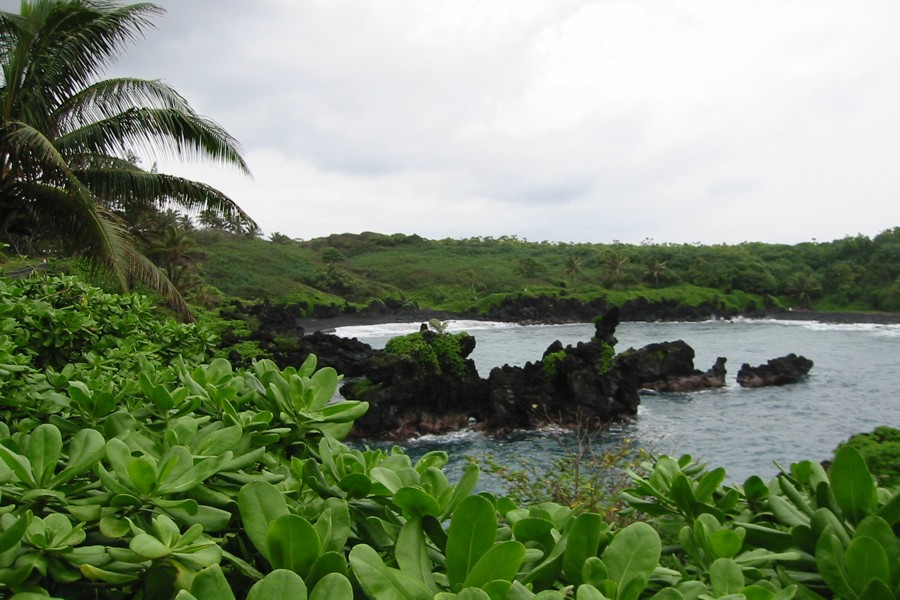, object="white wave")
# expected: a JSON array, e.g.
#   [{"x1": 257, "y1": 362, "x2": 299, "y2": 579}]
[
  {"x1": 334, "y1": 320, "x2": 519, "y2": 339},
  {"x1": 404, "y1": 428, "x2": 487, "y2": 444},
  {"x1": 733, "y1": 317, "x2": 900, "y2": 336}
]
